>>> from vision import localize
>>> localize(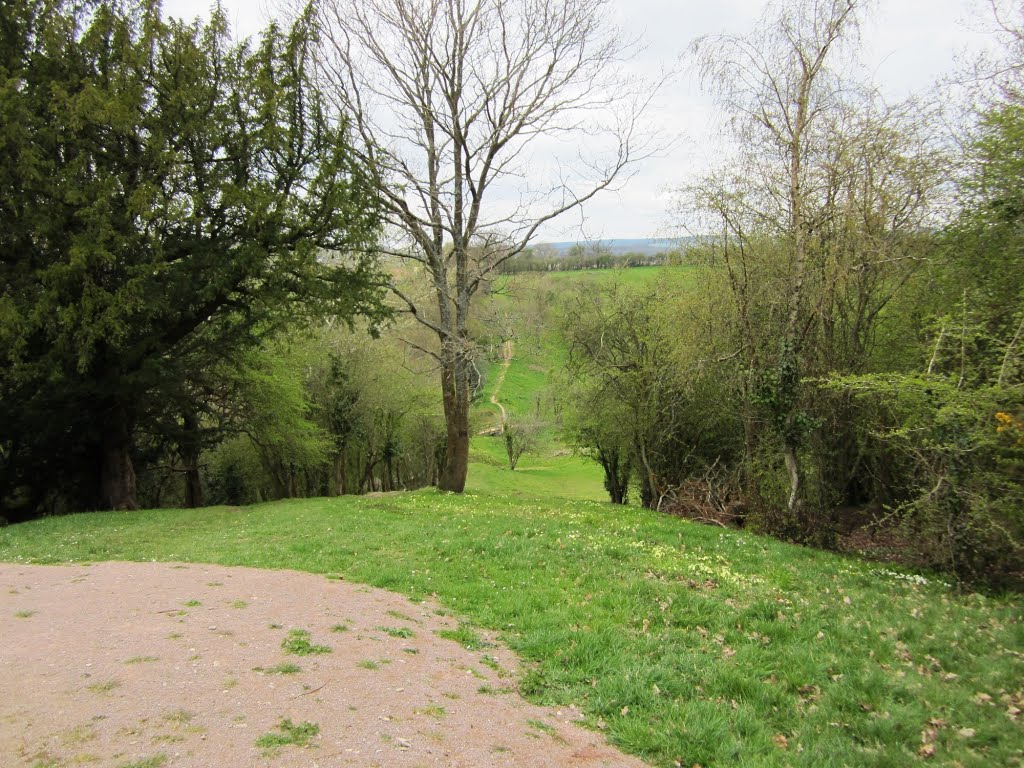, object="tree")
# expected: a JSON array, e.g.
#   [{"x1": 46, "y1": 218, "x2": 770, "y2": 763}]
[
  {"x1": 561, "y1": 280, "x2": 686, "y2": 508},
  {"x1": 684, "y1": 0, "x2": 944, "y2": 535},
  {"x1": 560, "y1": 381, "x2": 633, "y2": 504},
  {"x1": 502, "y1": 417, "x2": 539, "y2": 471},
  {"x1": 690, "y1": 0, "x2": 863, "y2": 522},
  {"x1": 0, "y1": 1, "x2": 385, "y2": 514},
  {"x1": 315, "y1": 0, "x2": 659, "y2": 491}
]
